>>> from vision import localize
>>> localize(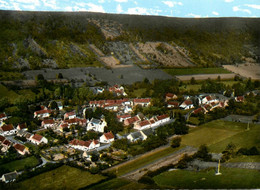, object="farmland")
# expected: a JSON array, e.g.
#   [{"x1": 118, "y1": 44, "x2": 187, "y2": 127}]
[
  {"x1": 164, "y1": 67, "x2": 231, "y2": 76},
  {"x1": 15, "y1": 165, "x2": 106, "y2": 190}
]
